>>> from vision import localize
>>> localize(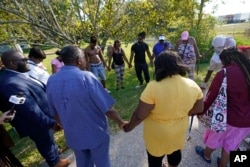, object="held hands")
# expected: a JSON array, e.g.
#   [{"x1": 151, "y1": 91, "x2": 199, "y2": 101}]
[
  {"x1": 119, "y1": 122, "x2": 134, "y2": 132},
  {"x1": 106, "y1": 66, "x2": 111, "y2": 71},
  {"x1": 149, "y1": 61, "x2": 154, "y2": 67},
  {"x1": 0, "y1": 110, "x2": 15, "y2": 124},
  {"x1": 118, "y1": 121, "x2": 135, "y2": 132},
  {"x1": 52, "y1": 122, "x2": 63, "y2": 132},
  {"x1": 118, "y1": 121, "x2": 128, "y2": 130},
  {"x1": 123, "y1": 123, "x2": 133, "y2": 132},
  {"x1": 128, "y1": 63, "x2": 132, "y2": 69}
]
